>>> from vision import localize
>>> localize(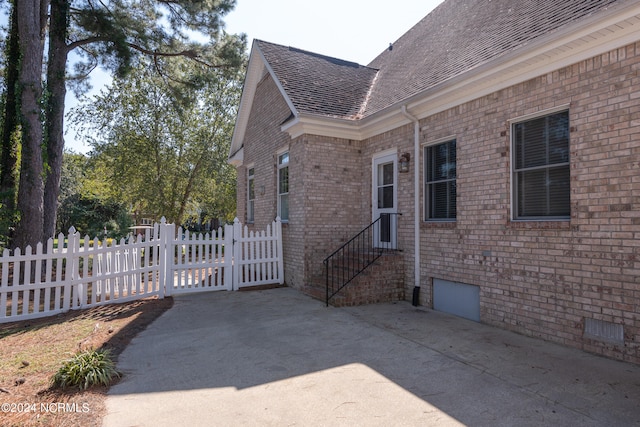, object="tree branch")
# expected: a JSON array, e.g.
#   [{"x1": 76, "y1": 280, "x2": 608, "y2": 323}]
[{"x1": 66, "y1": 36, "x2": 231, "y2": 69}]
